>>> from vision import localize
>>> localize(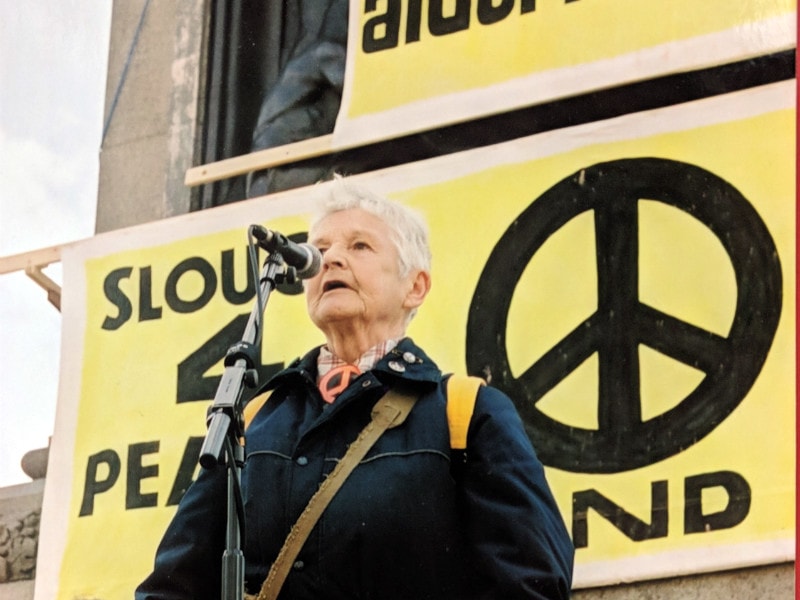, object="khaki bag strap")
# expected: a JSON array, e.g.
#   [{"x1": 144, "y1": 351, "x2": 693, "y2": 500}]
[
  {"x1": 446, "y1": 375, "x2": 484, "y2": 450},
  {"x1": 248, "y1": 386, "x2": 419, "y2": 600}
]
